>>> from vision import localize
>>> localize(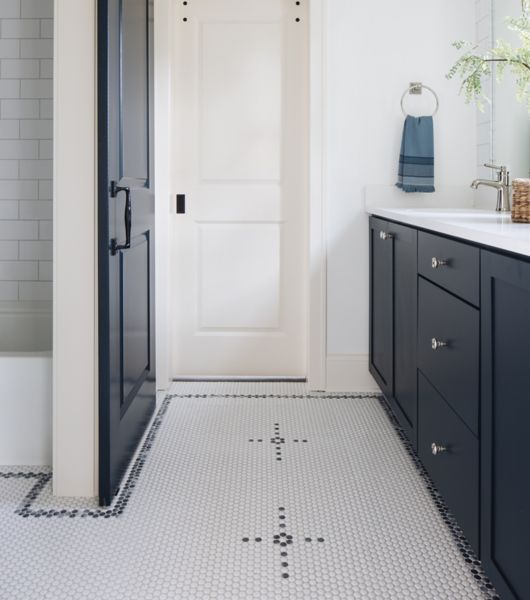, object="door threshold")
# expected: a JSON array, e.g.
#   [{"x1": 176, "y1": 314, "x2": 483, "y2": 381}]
[{"x1": 172, "y1": 376, "x2": 307, "y2": 383}]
